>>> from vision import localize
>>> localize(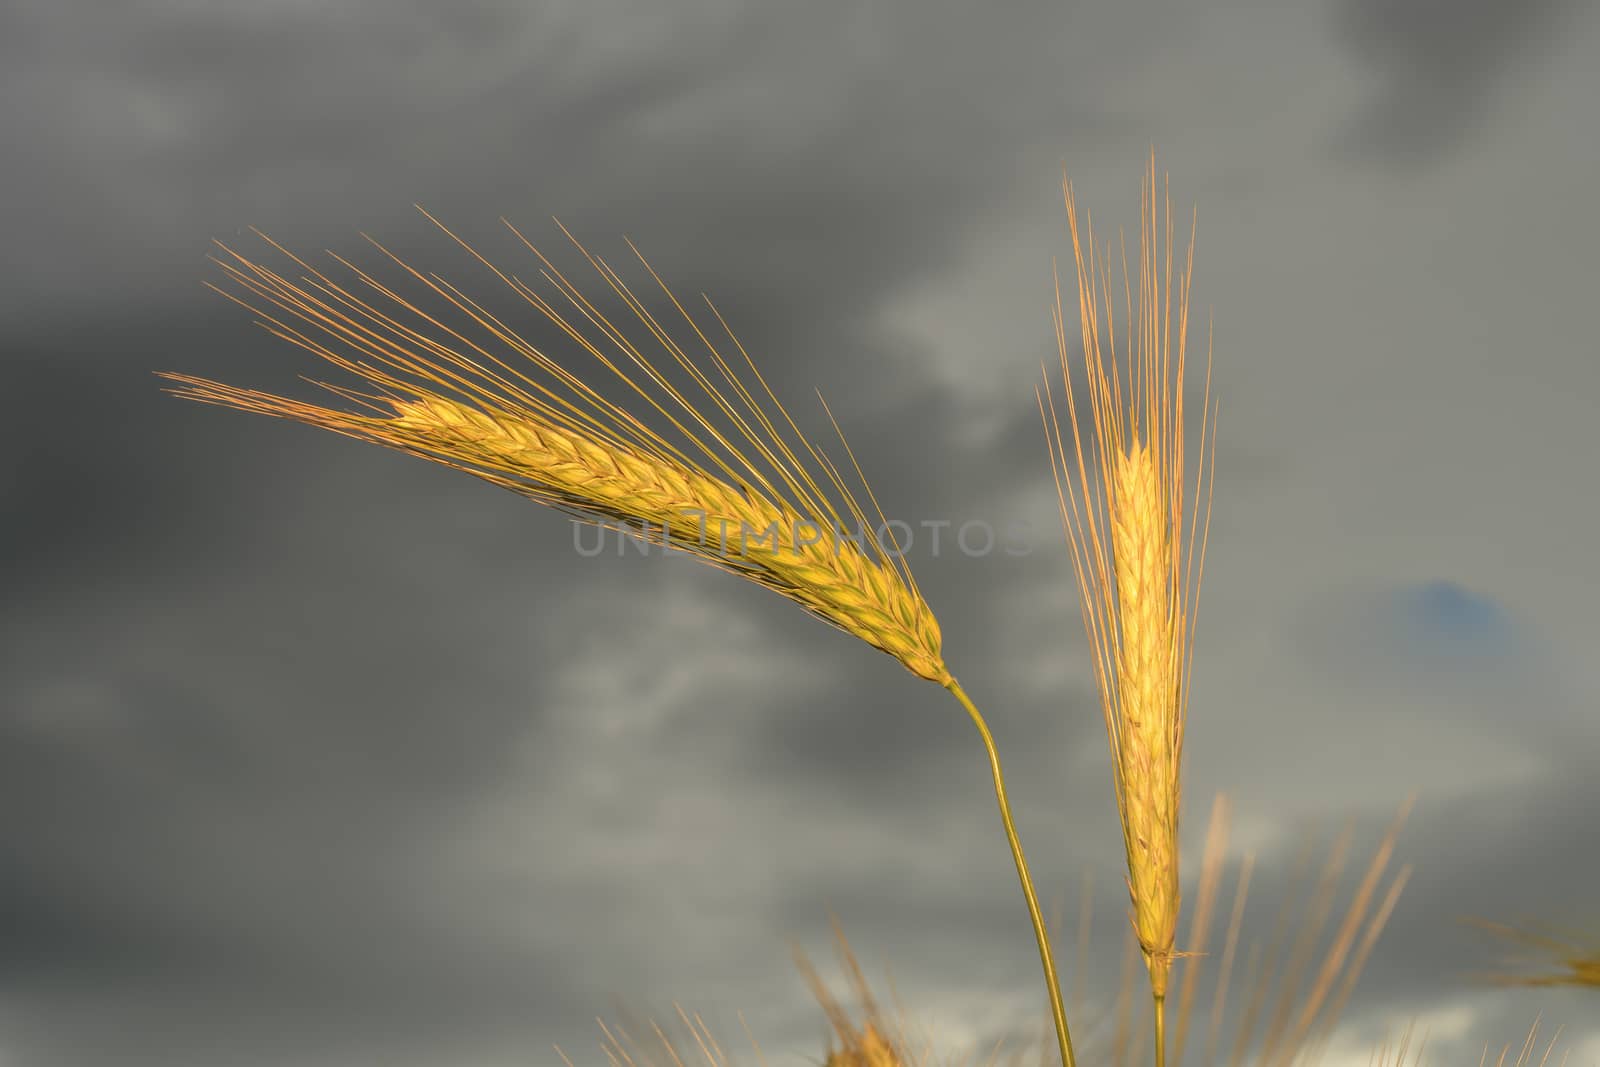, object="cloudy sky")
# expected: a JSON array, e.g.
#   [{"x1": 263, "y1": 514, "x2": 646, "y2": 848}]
[{"x1": 4, "y1": 0, "x2": 1598, "y2": 1064}]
